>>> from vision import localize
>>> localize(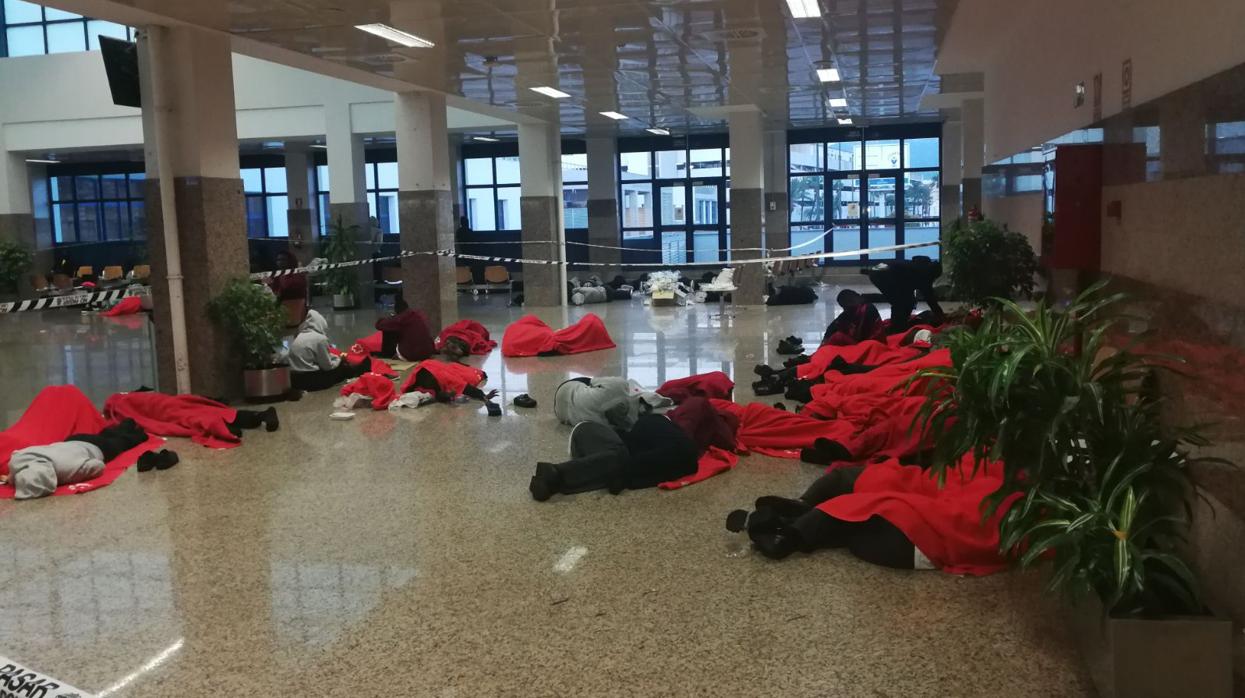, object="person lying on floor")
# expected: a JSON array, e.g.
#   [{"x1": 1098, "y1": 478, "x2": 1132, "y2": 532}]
[
  {"x1": 528, "y1": 411, "x2": 699, "y2": 501},
  {"x1": 821, "y1": 289, "x2": 883, "y2": 345},
  {"x1": 398, "y1": 336, "x2": 501, "y2": 414},
  {"x1": 4, "y1": 420, "x2": 176, "y2": 500},
  {"x1": 104, "y1": 390, "x2": 278, "y2": 448},
  {"x1": 752, "y1": 326, "x2": 937, "y2": 399},
  {"x1": 766, "y1": 283, "x2": 818, "y2": 306},
  {"x1": 553, "y1": 377, "x2": 672, "y2": 431},
  {"x1": 863, "y1": 256, "x2": 945, "y2": 333},
  {"x1": 375, "y1": 295, "x2": 435, "y2": 362},
  {"x1": 289, "y1": 309, "x2": 369, "y2": 391}
]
